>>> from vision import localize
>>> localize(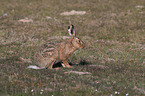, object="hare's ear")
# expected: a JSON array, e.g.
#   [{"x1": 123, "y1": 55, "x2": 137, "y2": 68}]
[
  {"x1": 68, "y1": 24, "x2": 75, "y2": 37},
  {"x1": 71, "y1": 24, "x2": 75, "y2": 37}
]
